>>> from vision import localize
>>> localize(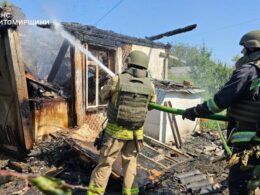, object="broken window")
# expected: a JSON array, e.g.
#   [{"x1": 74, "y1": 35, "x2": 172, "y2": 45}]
[{"x1": 86, "y1": 46, "x2": 115, "y2": 110}]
